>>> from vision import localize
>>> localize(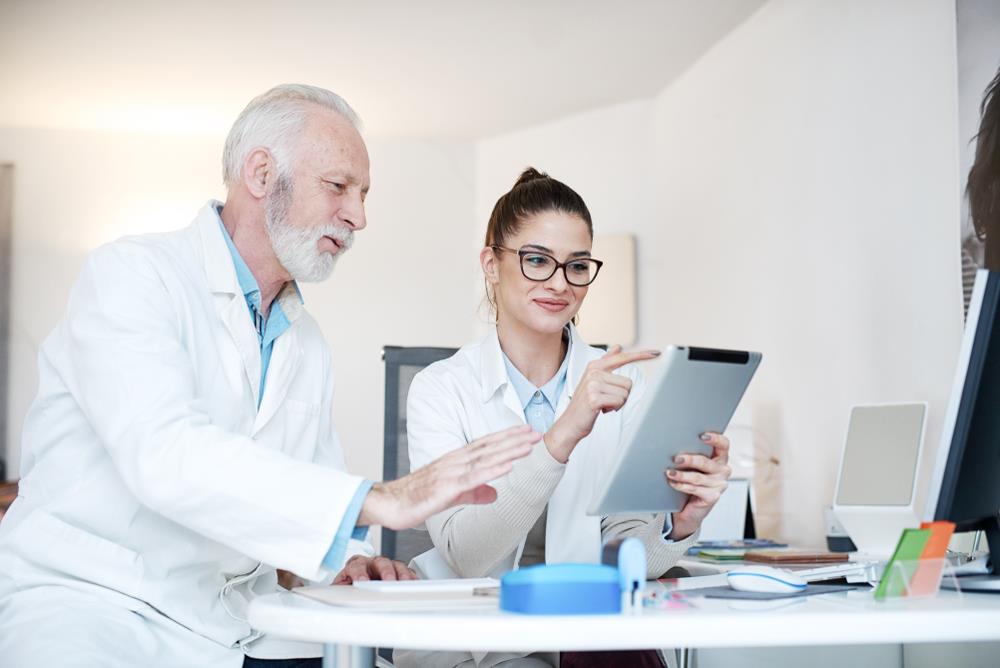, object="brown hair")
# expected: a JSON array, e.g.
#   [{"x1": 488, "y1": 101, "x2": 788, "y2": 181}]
[
  {"x1": 970, "y1": 67, "x2": 1000, "y2": 269},
  {"x1": 484, "y1": 167, "x2": 594, "y2": 320},
  {"x1": 485, "y1": 167, "x2": 593, "y2": 247}
]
